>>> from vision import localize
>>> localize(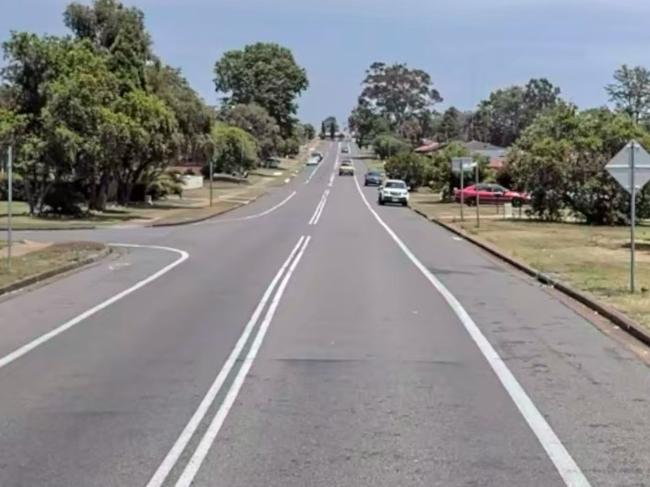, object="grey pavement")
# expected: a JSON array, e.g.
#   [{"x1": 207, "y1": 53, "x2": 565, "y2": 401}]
[{"x1": 0, "y1": 141, "x2": 648, "y2": 486}]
